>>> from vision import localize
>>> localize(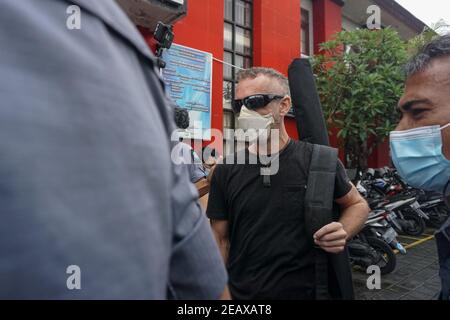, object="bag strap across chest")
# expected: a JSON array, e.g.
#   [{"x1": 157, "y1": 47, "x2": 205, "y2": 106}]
[
  {"x1": 304, "y1": 144, "x2": 338, "y2": 300},
  {"x1": 304, "y1": 144, "x2": 338, "y2": 240}
]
